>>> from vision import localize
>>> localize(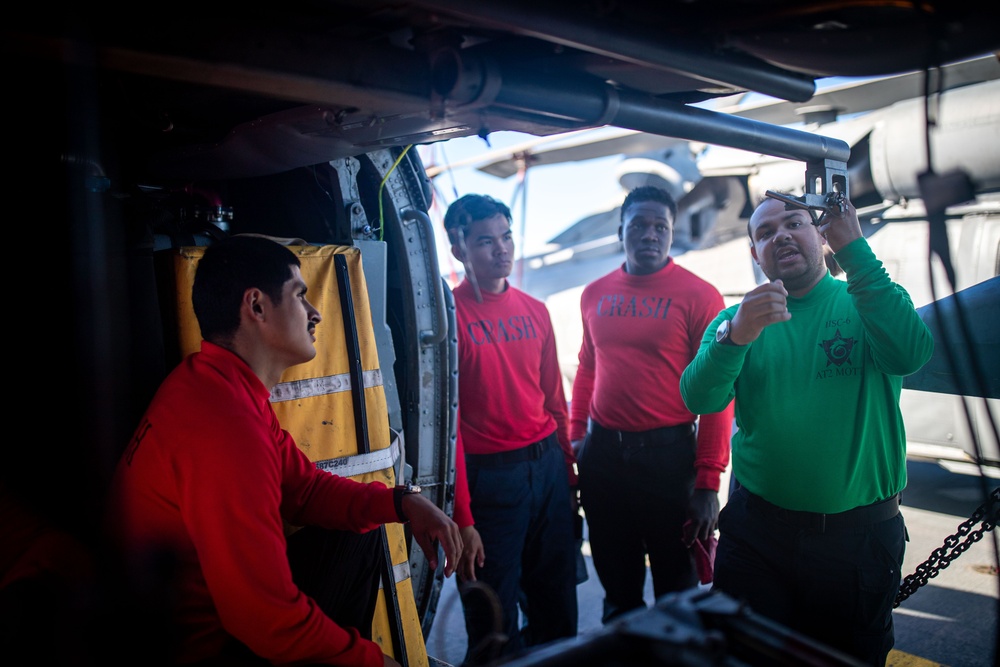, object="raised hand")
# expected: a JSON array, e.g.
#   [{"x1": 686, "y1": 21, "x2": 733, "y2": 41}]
[{"x1": 729, "y1": 280, "x2": 791, "y2": 344}]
